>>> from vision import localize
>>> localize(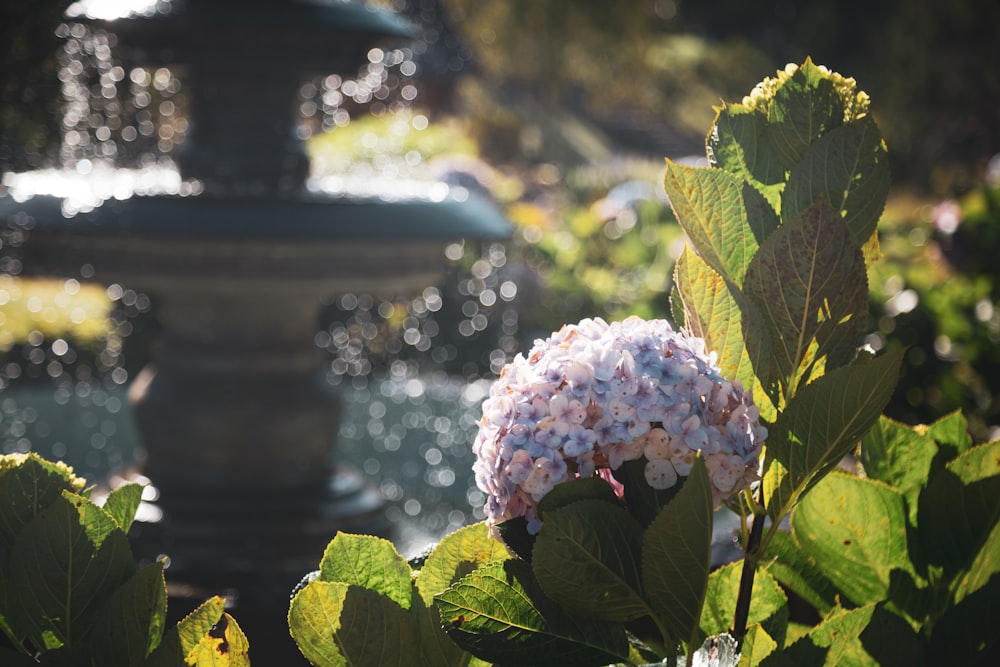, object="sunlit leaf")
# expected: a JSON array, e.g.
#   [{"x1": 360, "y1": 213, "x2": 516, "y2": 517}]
[
  {"x1": 182, "y1": 613, "x2": 249, "y2": 667},
  {"x1": 742, "y1": 198, "x2": 869, "y2": 399},
  {"x1": 919, "y1": 409, "x2": 973, "y2": 465},
  {"x1": 642, "y1": 457, "x2": 713, "y2": 645},
  {"x1": 415, "y1": 521, "x2": 510, "y2": 606},
  {"x1": 319, "y1": 533, "x2": 414, "y2": 611},
  {"x1": 436, "y1": 559, "x2": 629, "y2": 667},
  {"x1": 699, "y1": 563, "x2": 787, "y2": 645},
  {"x1": 793, "y1": 473, "x2": 911, "y2": 605},
  {"x1": 289, "y1": 581, "x2": 418, "y2": 667},
  {"x1": 101, "y1": 483, "x2": 143, "y2": 535},
  {"x1": 533, "y1": 500, "x2": 649, "y2": 622},
  {"x1": 674, "y1": 246, "x2": 775, "y2": 421},
  {"x1": 859, "y1": 416, "x2": 938, "y2": 525},
  {"x1": 739, "y1": 624, "x2": 777, "y2": 666},
  {"x1": 764, "y1": 349, "x2": 903, "y2": 521},
  {"x1": 663, "y1": 160, "x2": 758, "y2": 287},
  {"x1": 781, "y1": 116, "x2": 889, "y2": 248},
  {"x1": 765, "y1": 58, "x2": 843, "y2": 169}
]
